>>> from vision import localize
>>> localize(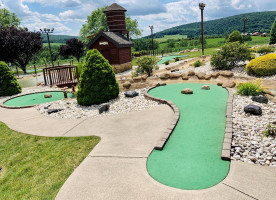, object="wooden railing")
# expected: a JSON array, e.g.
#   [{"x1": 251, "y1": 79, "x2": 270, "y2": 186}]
[
  {"x1": 43, "y1": 65, "x2": 79, "y2": 87},
  {"x1": 132, "y1": 49, "x2": 173, "y2": 57}
]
